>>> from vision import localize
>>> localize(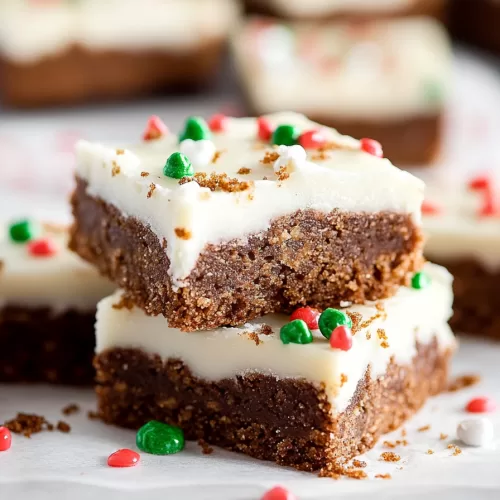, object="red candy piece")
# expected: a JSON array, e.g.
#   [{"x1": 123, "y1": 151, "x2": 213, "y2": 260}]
[
  {"x1": 257, "y1": 117, "x2": 274, "y2": 142},
  {"x1": 0, "y1": 427, "x2": 12, "y2": 452},
  {"x1": 360, "y1": 138, "x2": 383, "y2": 158},
  {"x1": 142, "y1": 115, "x2": 168, "y2": 141},
  {"x1": 107, "y1": 449, "x2": 140, "y2": 468},
  {"x1": 421, "y1": 200, "x2": 441, "y2": 216},
  {"x1": 290, "y1": 307, "x2": 320, "y2": 330},
  {"x1": 298, "y1": 130, "x2": 327, "y2": 149},
  {"x1": 468, "y1": 175, "x2": 490, "y2": 191},
  {"x1": 468, "y1": 175, "x2": 498, "y2": 217},
  {"x1": 27, "y1": 238, "x2": 57, "y2": 257},
  {"x1": 466, "y1": 397, "x2": 496, "y2": 414},
  {"x1": 329, "y1": 325, "x2": 353, "y2": 351},
  {"x1": 261, "y1": 486, "x2": 296, "y2": 500},
  {"x1": 208, "y1": 113, "x2": 227, "y2": 133}
]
